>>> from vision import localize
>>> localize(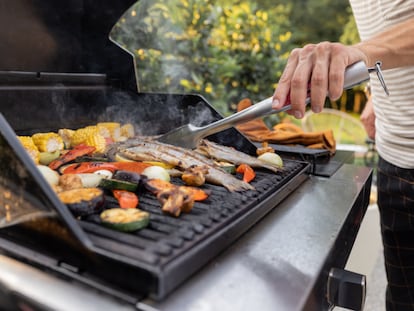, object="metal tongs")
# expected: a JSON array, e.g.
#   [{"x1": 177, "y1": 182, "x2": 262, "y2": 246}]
[{"x1": 158, "y1": 61, "x2": 388, "y2": 149}]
